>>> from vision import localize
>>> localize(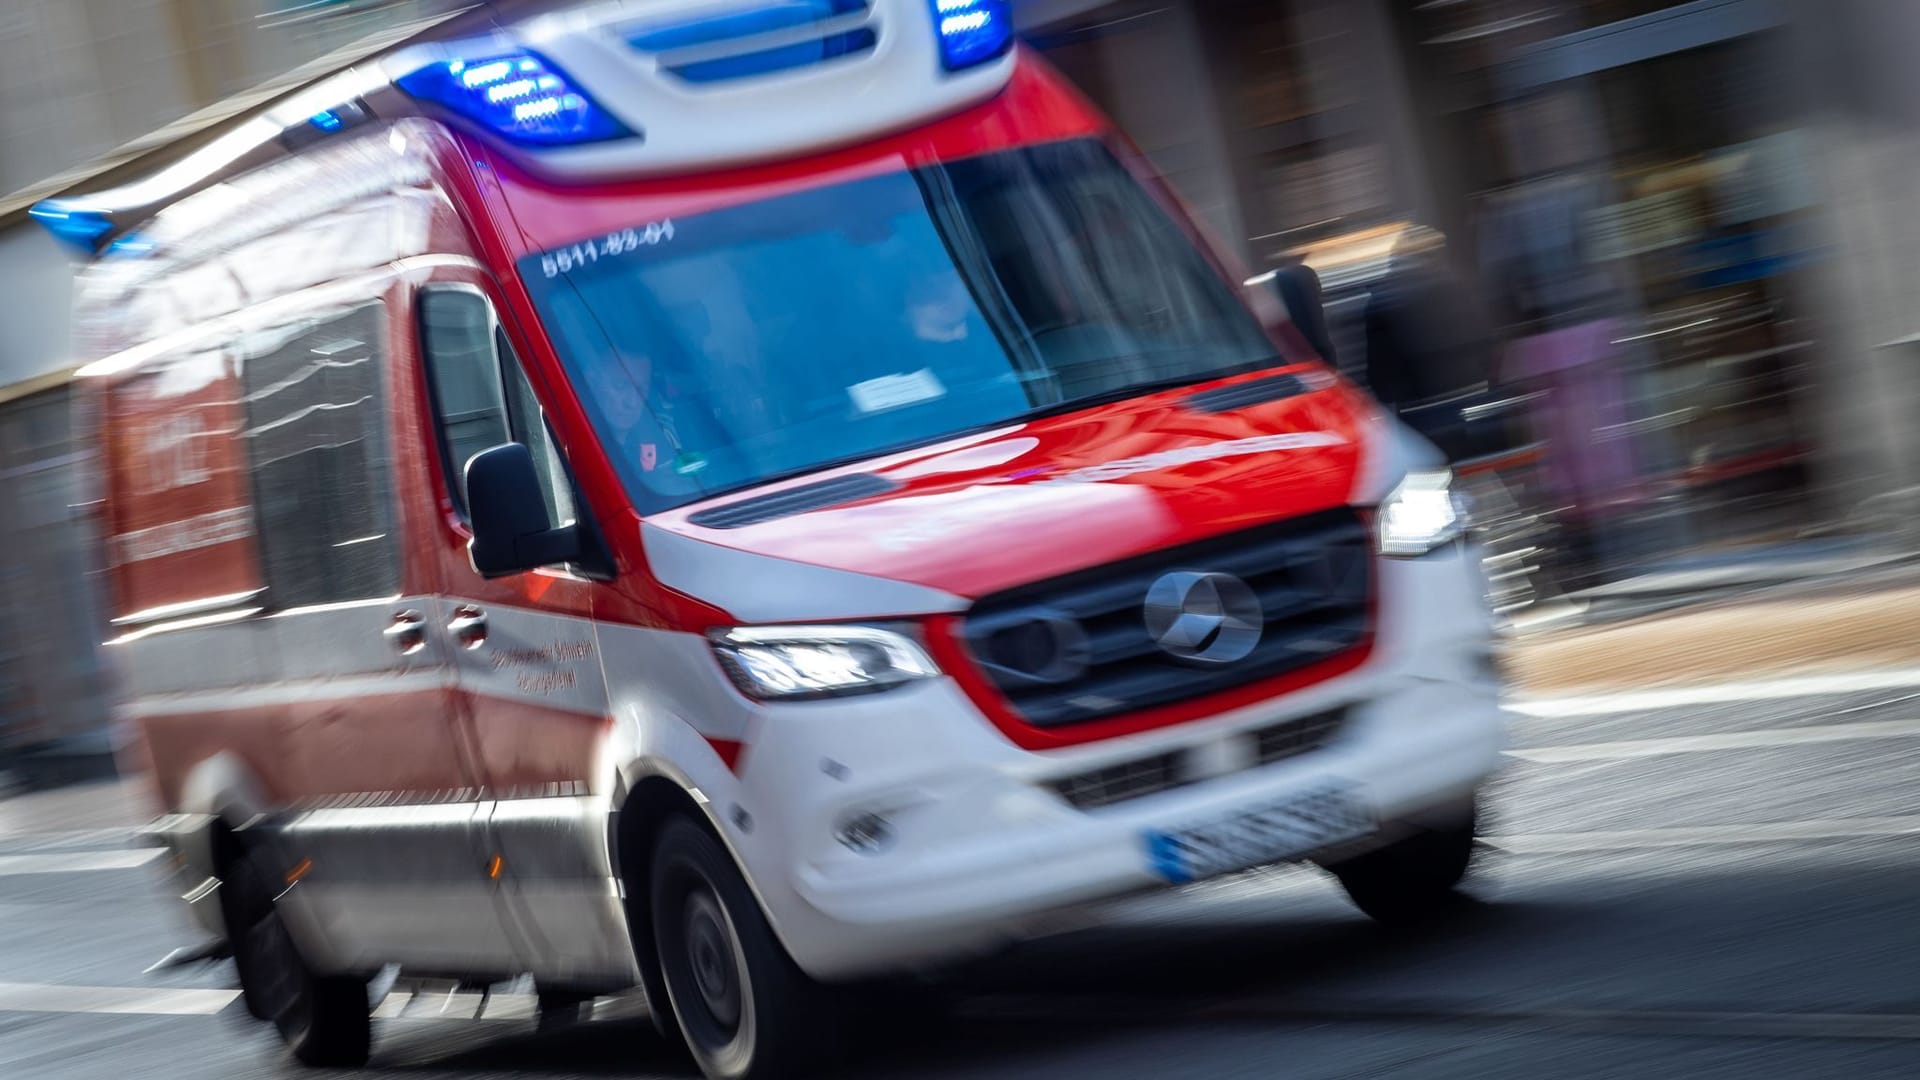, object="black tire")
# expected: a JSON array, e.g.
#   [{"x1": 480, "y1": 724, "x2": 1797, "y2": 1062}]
[
  {"x1": 650, "y1": 816, "x2": 830, "y2": 1080},
  {"x1": 1331, "y1": 803, "x2": 1479, "y2": 927},
  {"x1": 225, "y1": 850, "x2": 372, "y2": 1067}
]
